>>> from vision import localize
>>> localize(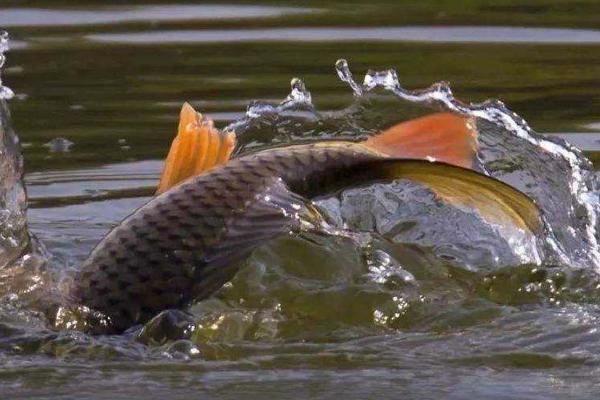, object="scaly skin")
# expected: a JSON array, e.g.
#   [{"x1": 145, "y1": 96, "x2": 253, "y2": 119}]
[{"x1": 70, "y1": 142, "x2": 383, "y2": 333}]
